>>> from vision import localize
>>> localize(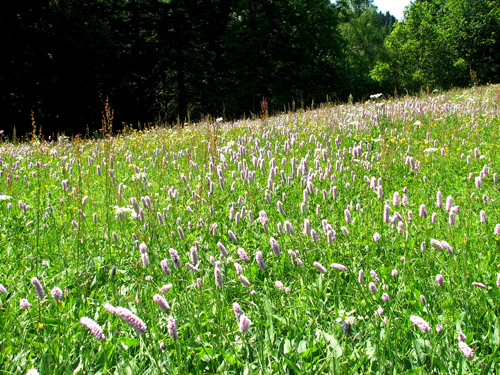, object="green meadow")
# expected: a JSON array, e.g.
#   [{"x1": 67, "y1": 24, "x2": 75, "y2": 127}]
[{"x1": 2, "y1": 85, "x2": 500, "y2": 374}]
